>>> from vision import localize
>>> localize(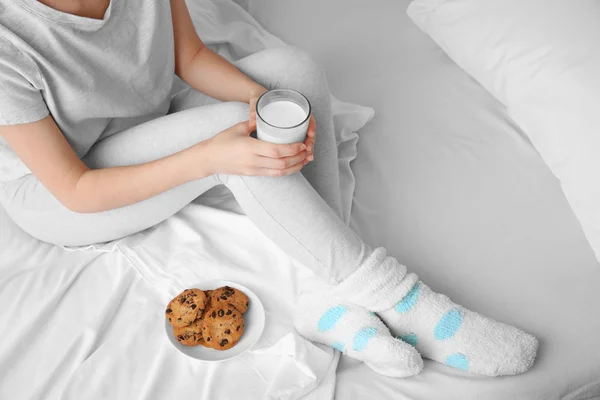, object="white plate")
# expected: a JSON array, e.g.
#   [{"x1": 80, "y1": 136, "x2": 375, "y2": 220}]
[{"x1": 165, "y1": 279, "x2": 266, "y2": 362}]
